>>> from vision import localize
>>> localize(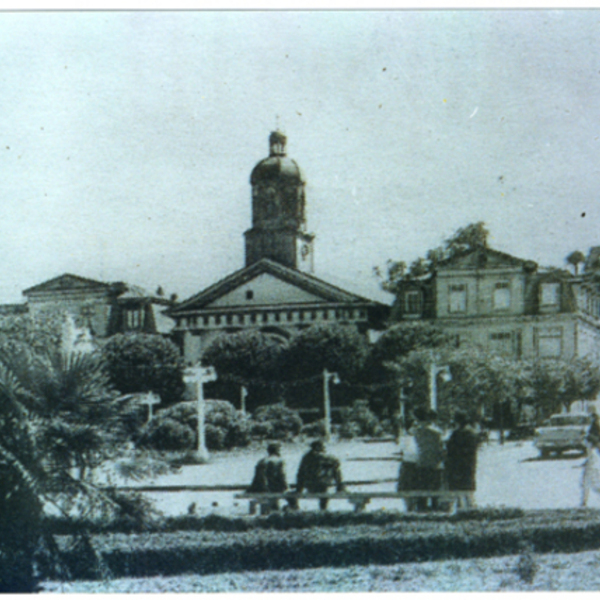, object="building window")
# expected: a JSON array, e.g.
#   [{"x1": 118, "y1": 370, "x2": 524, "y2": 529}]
[
  {"x1": 449, "y1": 284, "x2": 467, "y2": 313},
  {"x1": 299, "y1": 311, "x2": 304, "y2": 321},
  {"x1": 226, "y1": 315, "x2": 233, "y2": 325},
  {"x1": 246, "y1": 290, "x2": 254, "y2": 300},
  {"x1": 262, "y1": 313, "x2": 268, "y2": 323},
  {"x1": 287, "y1": 312, "x2": 293, "y2": 321},
  {"x1": 215, "y1": 315, "x2": 221, "y2": 325},
  {"x1": 311, "y1": 311, "x2": 317, "y2": 320},
  {"x1": 405, "y1": 291, "x2": 422, "y2": 314},
  {"x1": 203, "y1": 316, "x2": 209, "y2": 325},
  {"x1": 238, "y1": 314, "x2": 244, "y2": 324},
  {"x1": 490, "y1": 332, "x2": 512, "y2": 355},
  {"x1": 250, "y1": 314, "x2": 257, "y2": 324},
  {"x1": 536, "y1": 327, "x2": 563, "y2": 358},
  {"x1": 540, "y1": 283, "x2": 560, "y2": 307},
  {"x1": 323, "y1": 310, "x2": 329, "y2": 320},
  {"x1": 127, "y1": 309, "x2": 142, "y2": 329},
  {"x1": 493, "y1": 282, "x2": 511, "y2": 310},
  {"x1": 275, "y1": 312, "x2": 280, "y2": 322}
]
